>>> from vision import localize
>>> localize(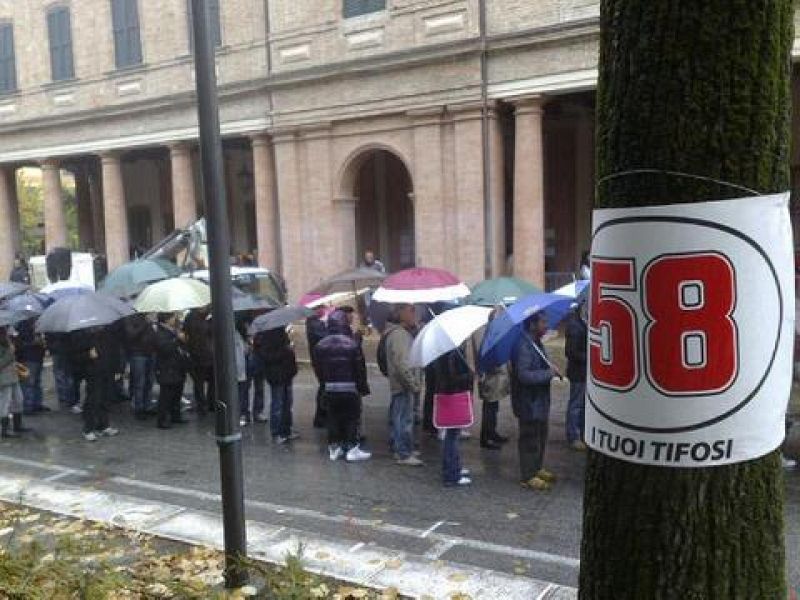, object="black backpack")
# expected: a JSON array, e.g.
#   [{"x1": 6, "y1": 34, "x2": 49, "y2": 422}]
[{"x1": 376, "y1": 329, "x2": 393, "y2": 377}]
